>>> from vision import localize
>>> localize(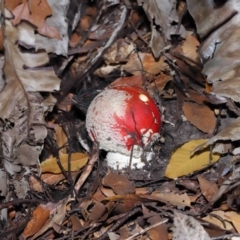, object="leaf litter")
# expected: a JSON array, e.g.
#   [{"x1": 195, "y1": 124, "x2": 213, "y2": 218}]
[{"x1": 1, "y1": 0, "x2": 240, "y2": 239}]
